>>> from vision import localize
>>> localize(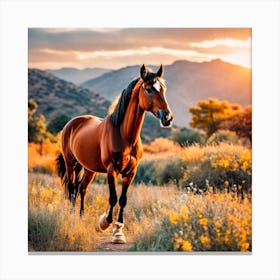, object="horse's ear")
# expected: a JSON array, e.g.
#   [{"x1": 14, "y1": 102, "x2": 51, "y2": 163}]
[
  {"x1": 140, "y1": 64, "x2": 148, "y2": 80},
  {"x1": 157, "y1": 64, "x2": 164, "y2": 78}
]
